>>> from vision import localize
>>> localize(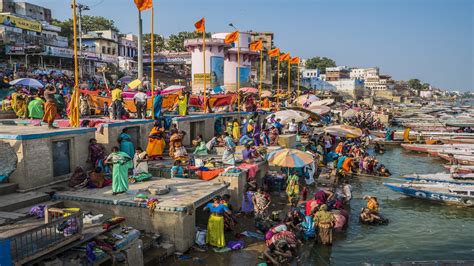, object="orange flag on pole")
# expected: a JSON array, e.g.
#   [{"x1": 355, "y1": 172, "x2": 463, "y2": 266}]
[
  {"x1": 134, "y1": 0, "x2": 153, "y2": 11},
  {"x1": 289, "y1": 57, "x2": 300, "y2": 65},
  {"x1": 194, "y1": 17, "x2": 205, "y2": 33},
  {"x1": 249, "y1": 40, "x2": 263, "y2": 51},
  {"x1": 224, "y1": 31, "x2": 239, "y2": 44},
  {"x1": 279, "y1": 53, "x2": 290, "y2": 61},
  {"x1": 268, "y1": 48, "x2": 280, "y2": 57}
]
